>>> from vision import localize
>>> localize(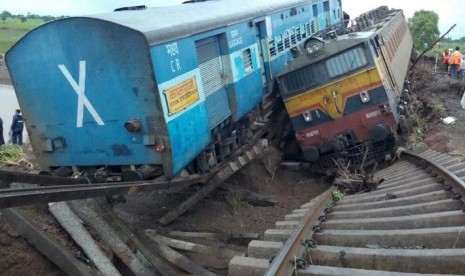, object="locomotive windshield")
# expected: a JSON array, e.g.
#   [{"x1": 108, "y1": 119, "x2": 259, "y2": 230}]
[
  {"x1": 280, "y1": 44, "x2": 368, "y2": 95},
  {"x1": 325, "y1": 45, "x2": 367, "y2": 78},
  {"x1": 280, "y1": 64, "x2": 319, "y2": 95}
]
